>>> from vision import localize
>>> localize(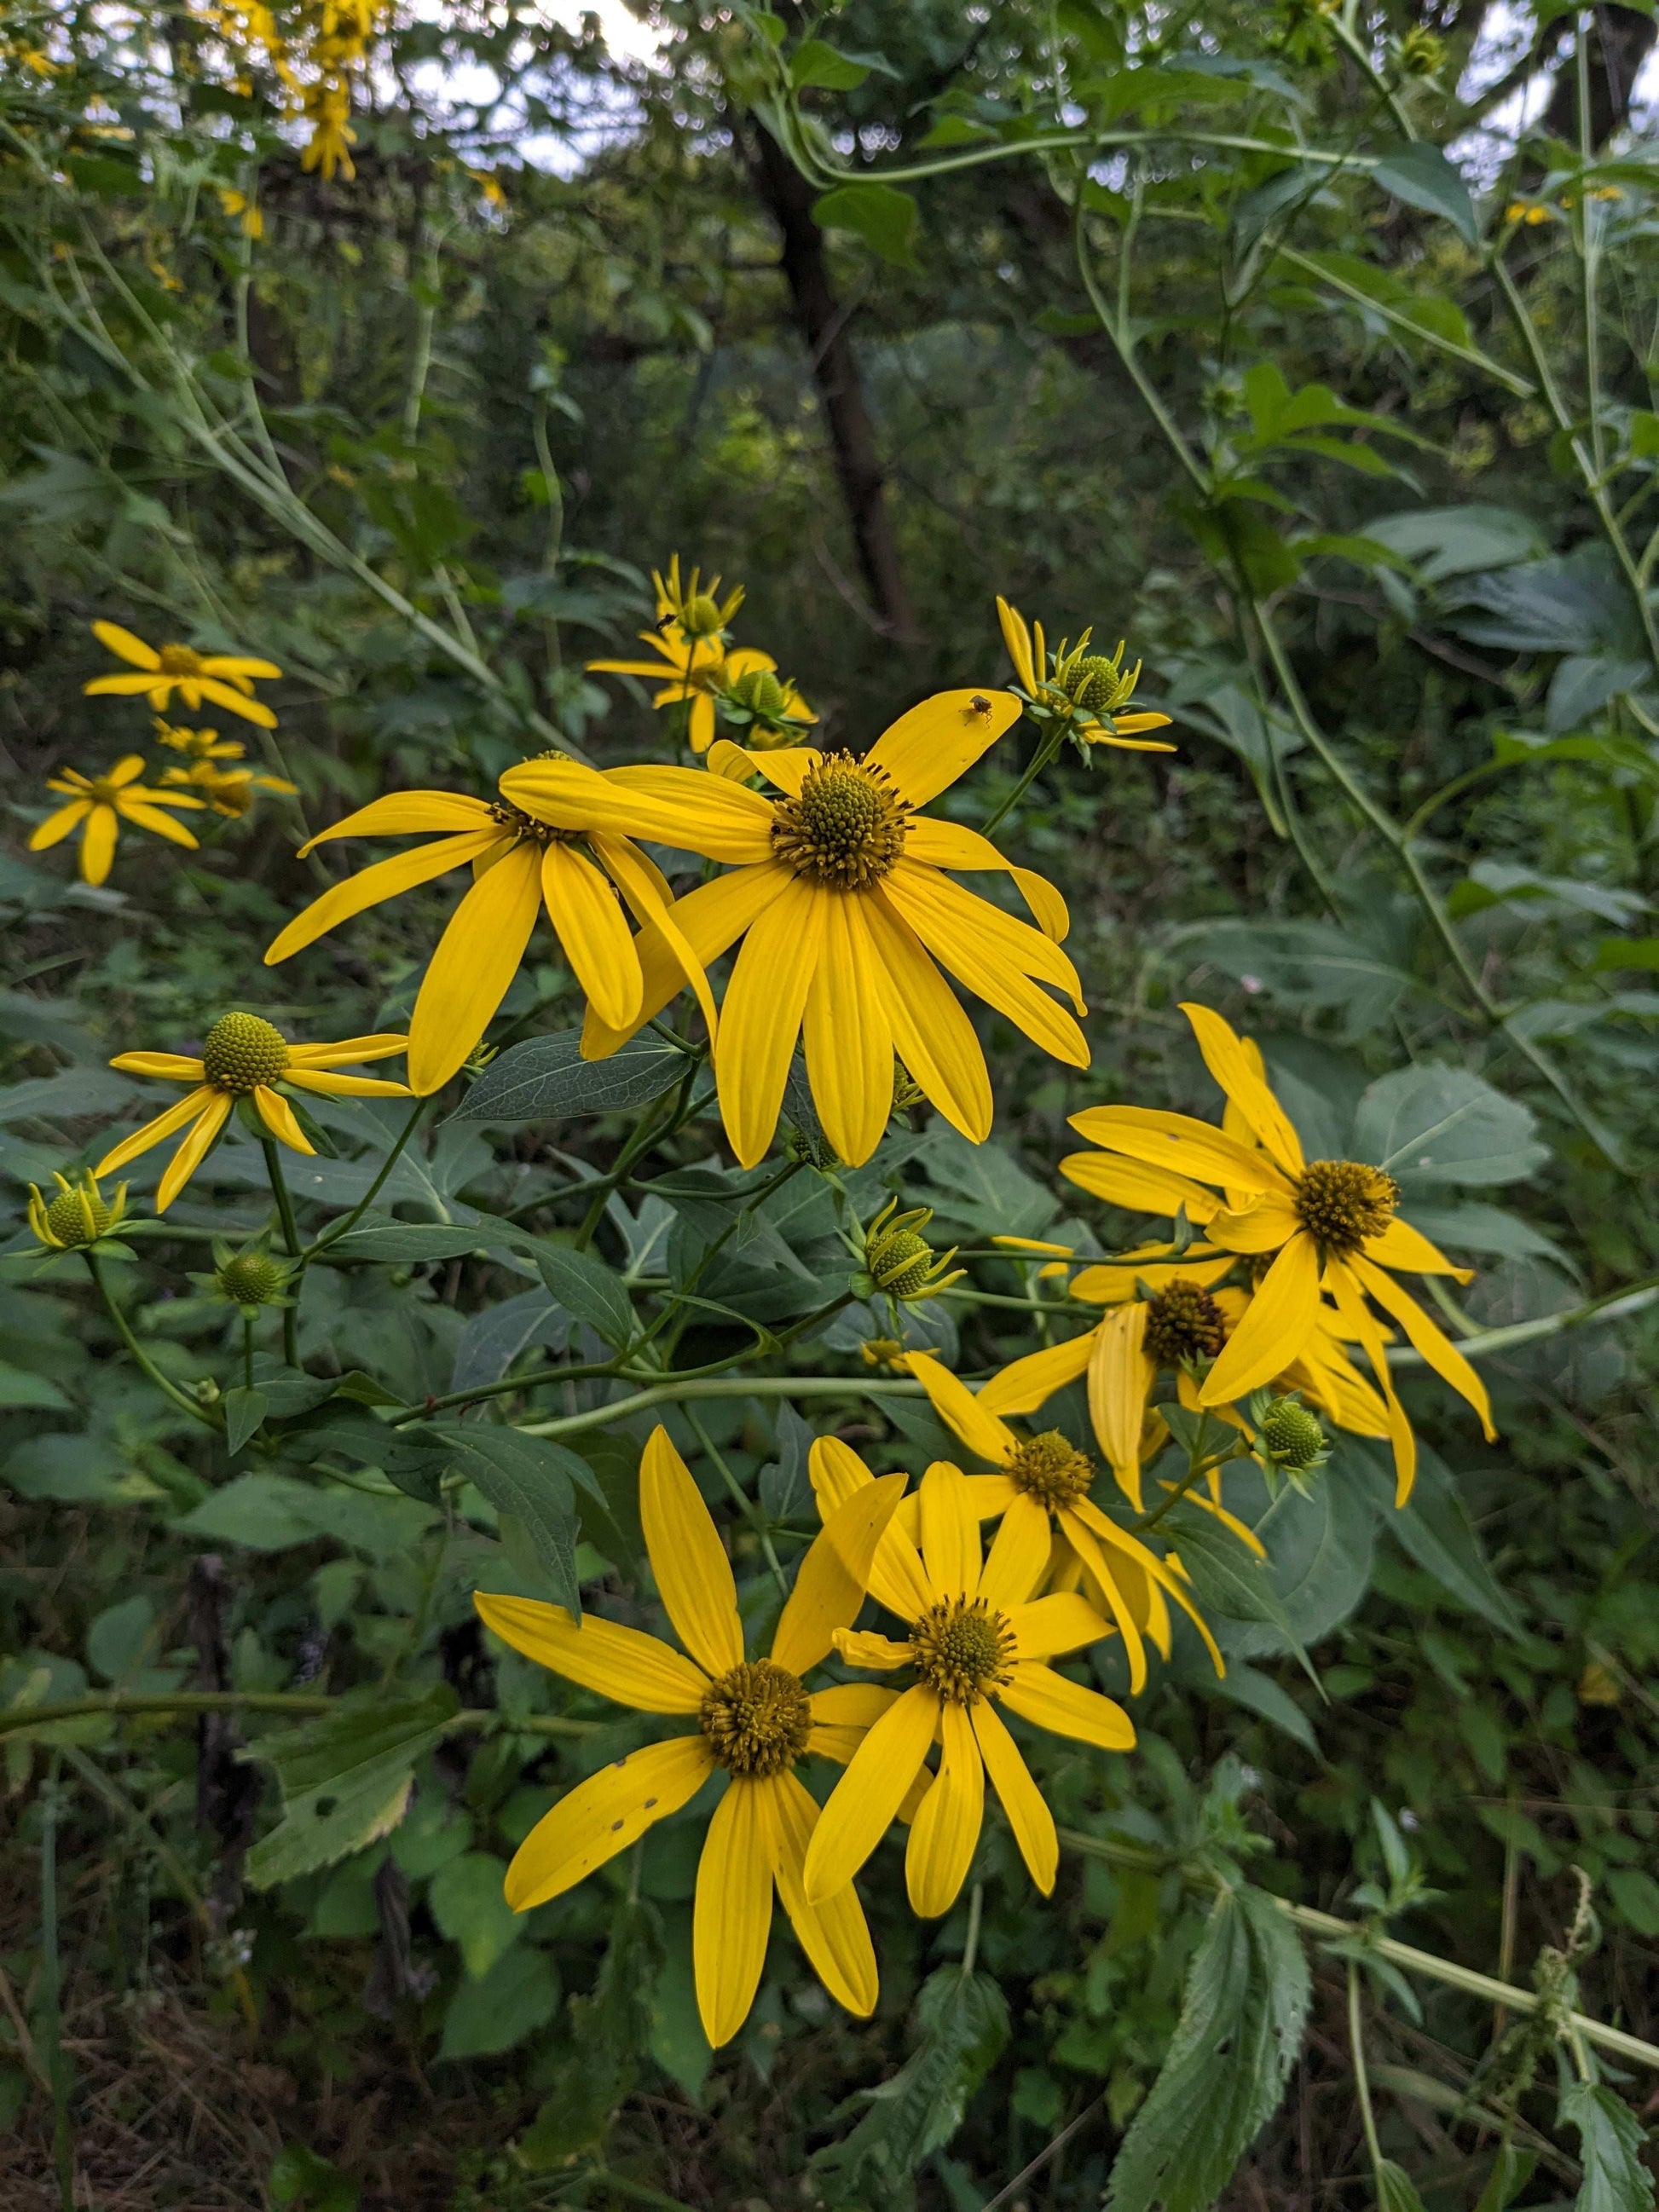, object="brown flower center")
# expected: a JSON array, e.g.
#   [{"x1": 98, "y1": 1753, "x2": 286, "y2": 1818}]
[
  {"x1": 1292, "y1": 1158, "x2": 1399, "y2": 1257},
  {"x1": 698, "y1": 1659, "x2": 812, "y2": 1776},
  {"x1": 157, "y1": 643, "x2": 205, "y2": 674},
  {"x1": 487, "y1": 800, "x2": 578, "y2": 847},
  {"x1": 909, "y1": 1595, "x2": 1016, "y2": 1706},
  {"x1": 1143, "y1": 1279, "x2": 1227, "y2": 1366},
  {"x1": 770, "y1": 753, "x2": 910, "y2": 888},
  {"x1": 1007, "y1": 1429, "x2": 1094, "y2": 1510}
]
